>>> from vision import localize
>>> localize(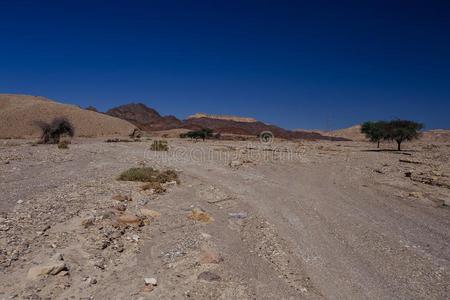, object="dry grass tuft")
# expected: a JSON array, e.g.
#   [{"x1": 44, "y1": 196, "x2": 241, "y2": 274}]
[
  {"x1": 118, "y1": 167, "x2": 179, "y2": 184},
  {"x1": 150, "y1": 140, "x2": 168, "y2": 151}
]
